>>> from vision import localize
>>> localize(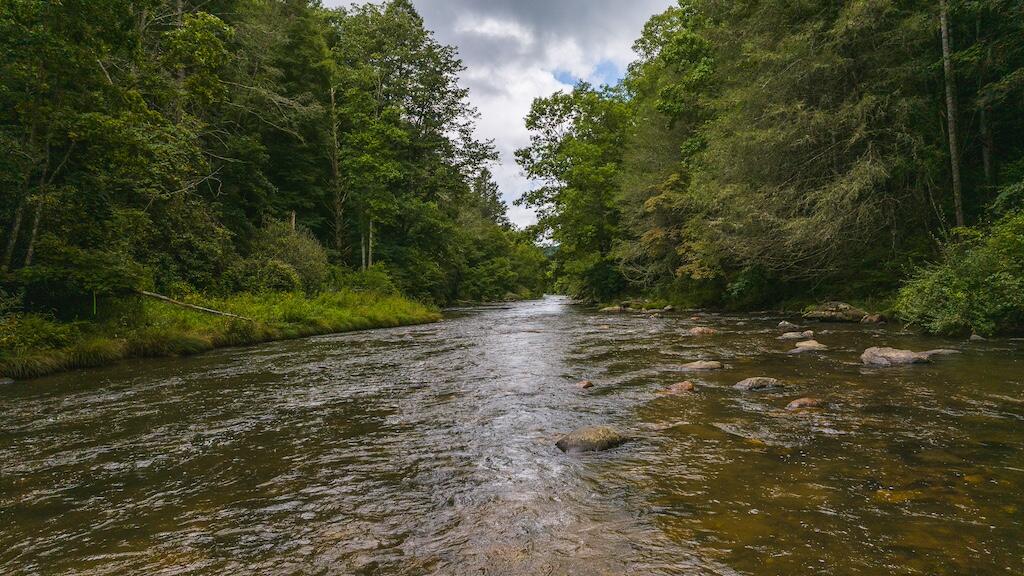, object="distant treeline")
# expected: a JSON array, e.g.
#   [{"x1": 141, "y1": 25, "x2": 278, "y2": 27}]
[{"x1": 517, "y1": 0, "x2": 1024, "y2": 334}]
